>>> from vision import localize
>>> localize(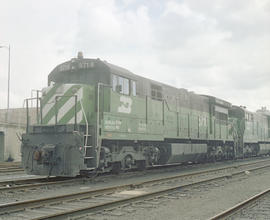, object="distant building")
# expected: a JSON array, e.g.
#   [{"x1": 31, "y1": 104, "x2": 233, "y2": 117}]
[
  {"x1": 257, "y1": 107, "x2": 270, "y2": 116},
  {"x1": 0, "y1": 108, "x2": 37, "y2": 162}
]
